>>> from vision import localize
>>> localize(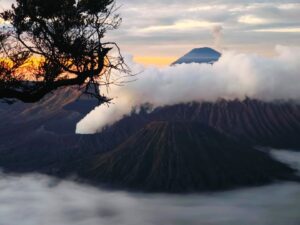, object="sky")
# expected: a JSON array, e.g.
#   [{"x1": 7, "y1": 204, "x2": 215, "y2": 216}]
[
  {"x1": 1, "y1": 0, "x2": 300, "y2": 66},
  {"x1": 111, "y1": 0, "x2": 300, "y2": 65}
]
